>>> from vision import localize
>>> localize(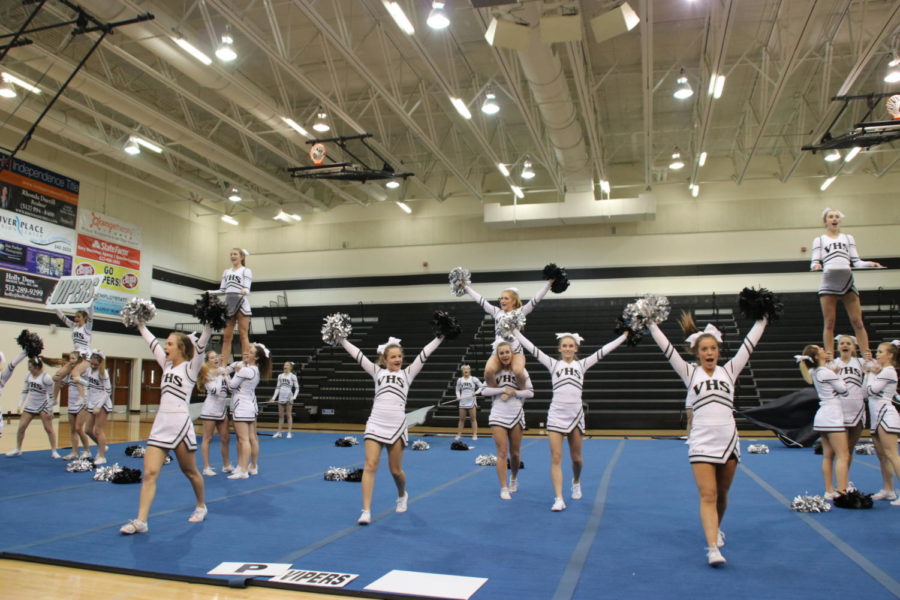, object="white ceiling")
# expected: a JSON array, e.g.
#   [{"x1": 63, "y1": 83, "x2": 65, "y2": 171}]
[{"x1": 2, "y1": 0, "x2": 900, "y2": 223}]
